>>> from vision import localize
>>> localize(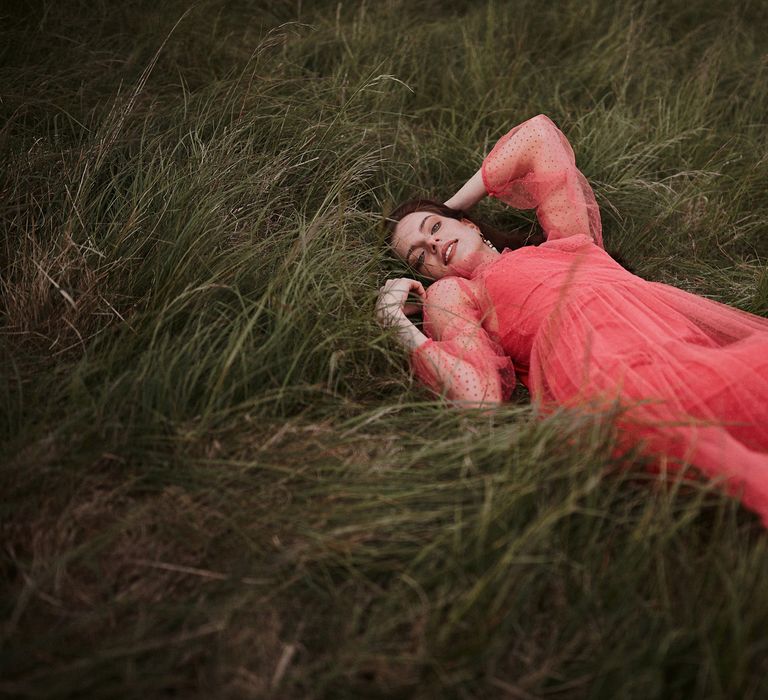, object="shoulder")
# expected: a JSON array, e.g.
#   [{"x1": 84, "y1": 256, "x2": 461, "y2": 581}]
[
  {"x1": 422, "y1": 276, "x2": 482, "y2": 335},
  {"x1": 424, "y1": 276, "x2": 478, "y2": 307}
]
